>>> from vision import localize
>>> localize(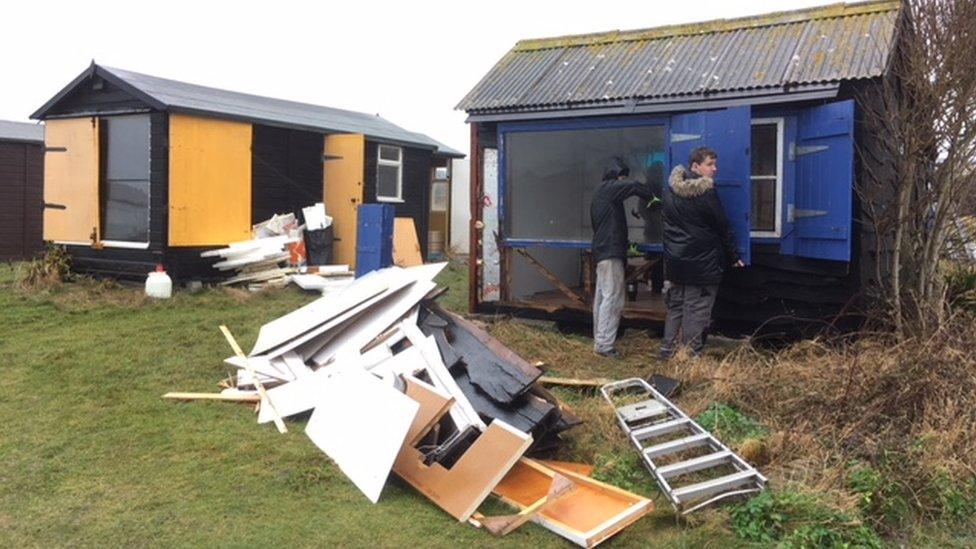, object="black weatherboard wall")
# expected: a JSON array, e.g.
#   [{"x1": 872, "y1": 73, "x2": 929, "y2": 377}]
[
  {"x1": 364, "y1": 141, "x2": 433, "y2": 257},
  {"x1": 251, "y1": 125, "x2": 324, "y2": 224},
  {"x1": 0, "y1": 139, "x2": 44, "y2": 261}
]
